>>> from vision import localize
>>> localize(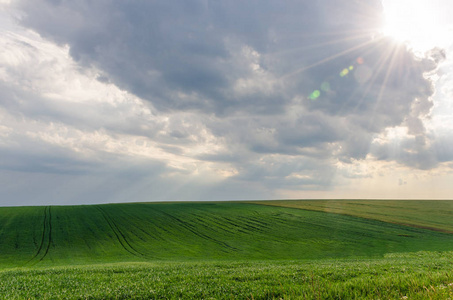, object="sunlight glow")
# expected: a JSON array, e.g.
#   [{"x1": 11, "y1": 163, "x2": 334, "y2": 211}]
[{"x1": 382, "y1": 0, "x2": 450, "y2": 53}]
